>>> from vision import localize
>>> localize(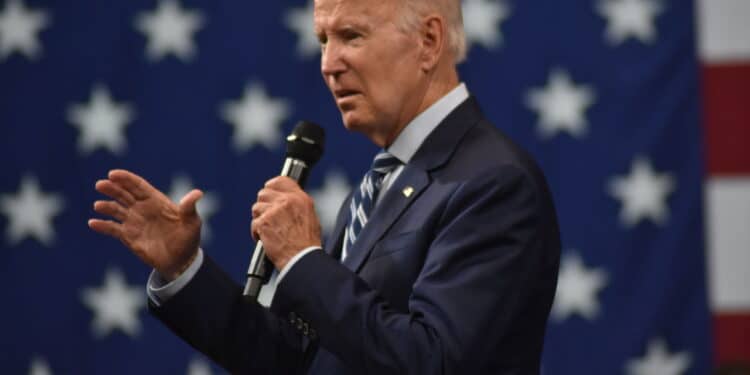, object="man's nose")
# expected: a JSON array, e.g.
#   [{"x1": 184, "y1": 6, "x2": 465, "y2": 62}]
[{"x1": 320, "y1": 41, "x2": 345, "y2": 77}]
